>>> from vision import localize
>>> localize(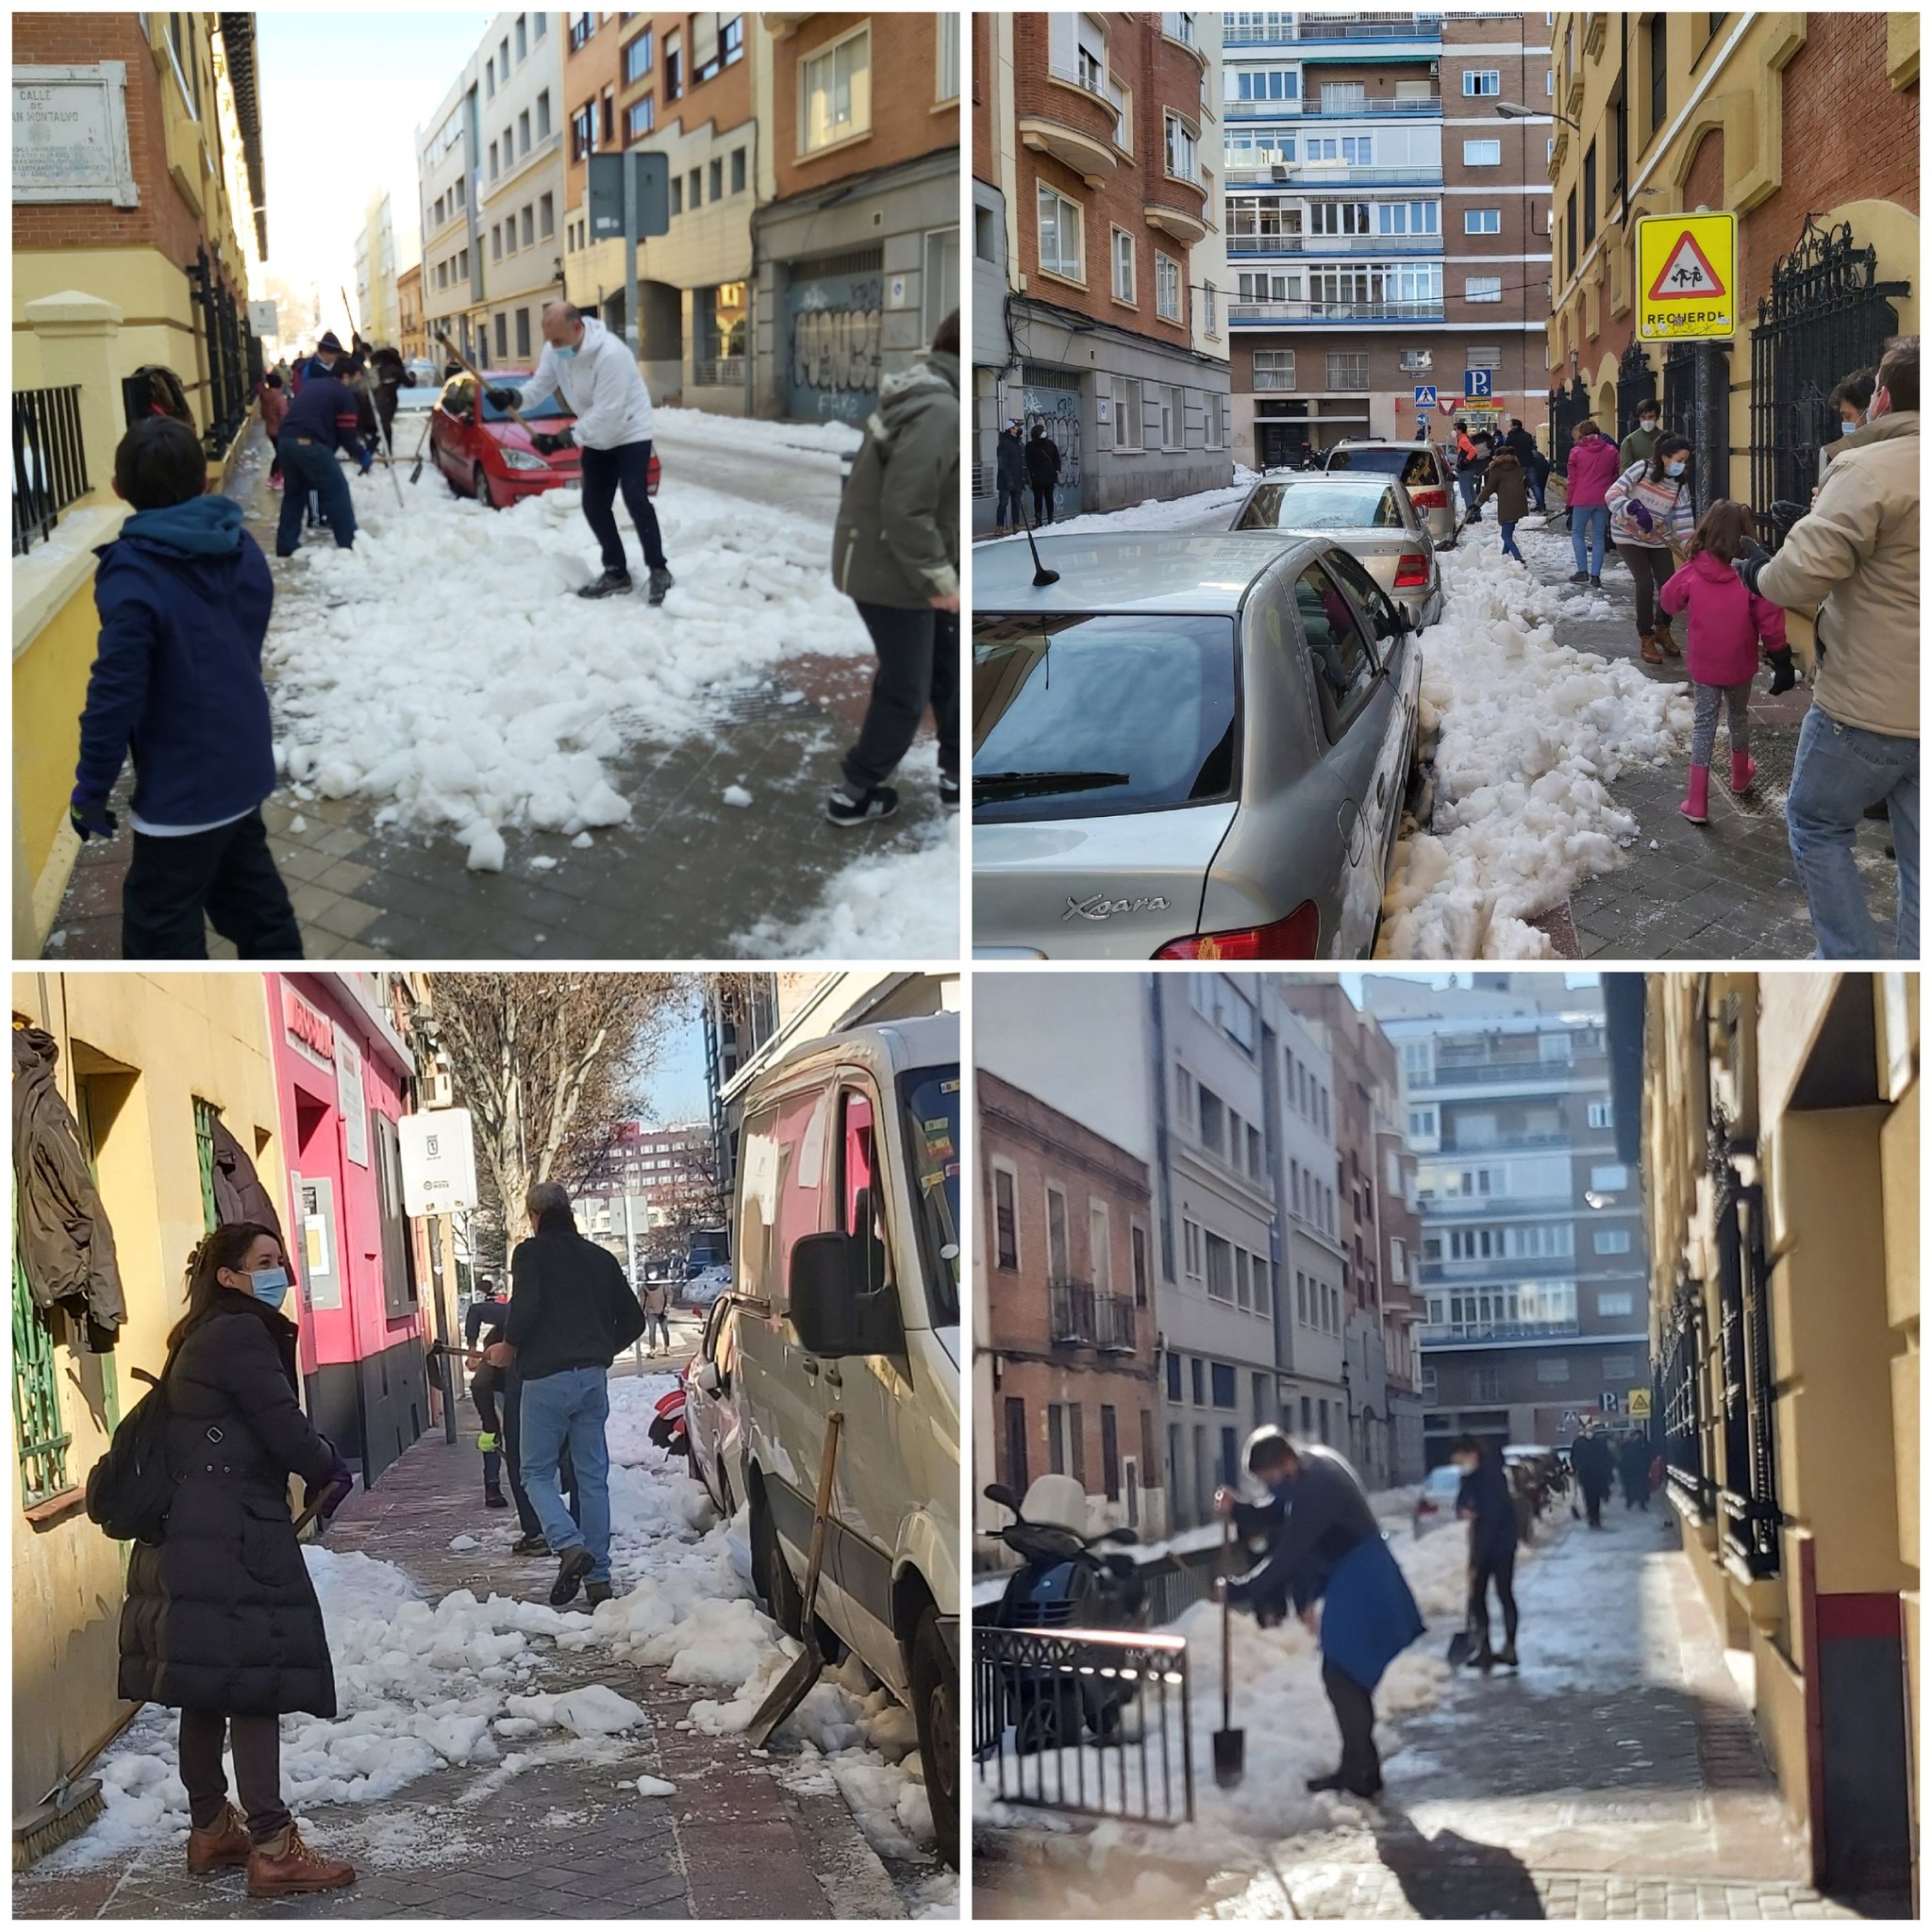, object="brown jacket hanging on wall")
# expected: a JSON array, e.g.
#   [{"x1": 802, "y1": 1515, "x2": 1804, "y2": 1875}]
[
  {"x1": 11, "y1": 1024, "x2": 126, "y2": 1348},
  {"x1": 210, "y1": 1116, "x2": 285, "y2": 1245}
]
